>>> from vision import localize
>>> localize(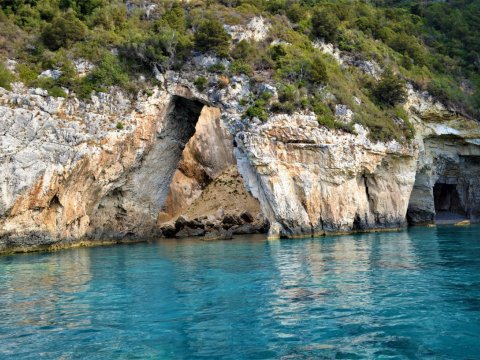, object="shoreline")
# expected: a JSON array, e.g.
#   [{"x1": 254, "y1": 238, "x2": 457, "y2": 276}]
[{"x1": 1, "y1": 221, "x2": 478, "y2": 256}]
